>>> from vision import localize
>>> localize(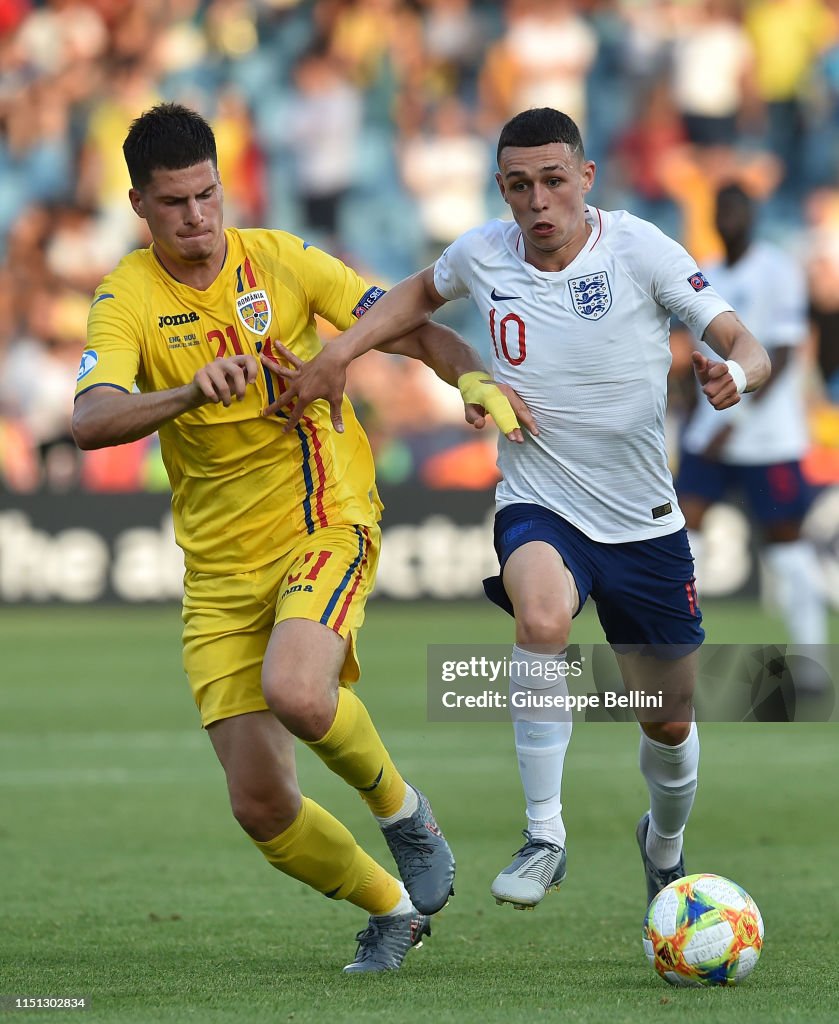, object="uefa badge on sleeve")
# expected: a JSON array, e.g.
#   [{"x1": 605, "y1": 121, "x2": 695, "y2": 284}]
[
  {"x1": 76, "y1": 350, "x2": 99, "y2": 381},
  {"x1": 236, "y1": 290, "x2": 272, "y2": 336}
]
